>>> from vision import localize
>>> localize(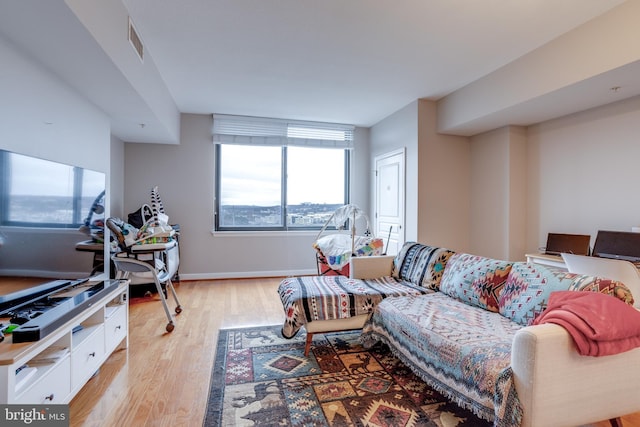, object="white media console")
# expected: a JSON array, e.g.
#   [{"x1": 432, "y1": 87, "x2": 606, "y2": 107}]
[{"x1": 0, "y1": 279, "x2": 128, "y2": 404}]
